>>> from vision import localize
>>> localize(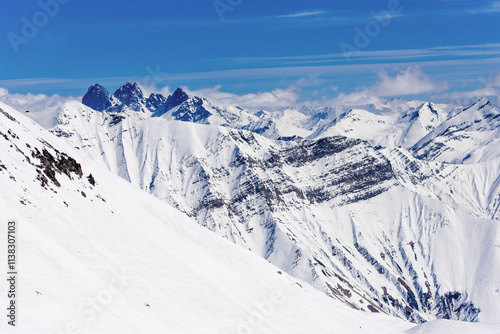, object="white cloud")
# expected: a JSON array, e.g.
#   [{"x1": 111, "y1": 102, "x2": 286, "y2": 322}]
[
  {"x1": 323, "y1": 91, "x2": 384, "y2": 106},
  {"x1": 315, "y1": 66, "x2": 444, "y2": 106},
  {"x1": 0, "y1": 88, "x2": 78, "y2": 113},
  {"x1": 136, "y1": 82, "x2": 172, "y2": 98},
  {"x1": 369, "y1": 66, "x2": 443, "y2": 96},
  {"x1": 145, "y1": 67, "x2": 444, "y2": 109},
  {"x1": 433, "y1": 72, "x2": 500, "y2": 106},
  {"x1": 184, "y1": 85, "x2": 302, "y2": 110},
  {"x1": 0, "y1": 88, "x2": 80, "y2": 128}
]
